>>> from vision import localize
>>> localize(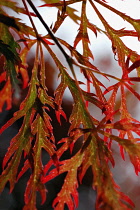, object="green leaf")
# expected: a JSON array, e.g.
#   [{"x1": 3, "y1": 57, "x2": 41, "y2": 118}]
[
  {"x1": 74, "y1": 0, "x2": 94, "y2": 60},
  {"x1": 0, "y1": 23, "x2": 21, "y2": 86},
  {"x1": 0, "y1": 14, "x2": 20, "y2": 30},
  {"x1": 0, "y1": 109, "x2": 32, "y2": 193},
  {"x1": 79, "y1": 138, "x2": 134, "y2": 209},
  {"x1": 43, "y1": 152, "x2": 83, "y2": 210},
  {"x1": 90, "y1": 0, "x2": 140, "y2": 76},
  {"x1": 95, "y1": 0, "x2": 140, "y2": 40},
  {"x1": 23, "y1": 114, "x2": 56, "y2": 209},
  {"x1": 40, "y1": 1, "x2": 81, "y2": 24}
]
